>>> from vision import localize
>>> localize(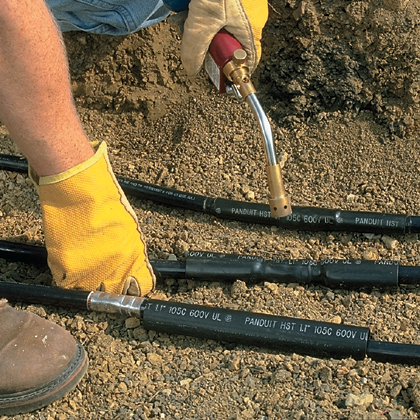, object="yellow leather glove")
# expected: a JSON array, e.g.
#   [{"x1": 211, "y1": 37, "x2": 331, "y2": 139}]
[
  {"x1": 29, "y1": 142, "x2": 155, "y2": 296},
  {"x1": 181, "y1": 0, "x2": 269, "y2": 76}
]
